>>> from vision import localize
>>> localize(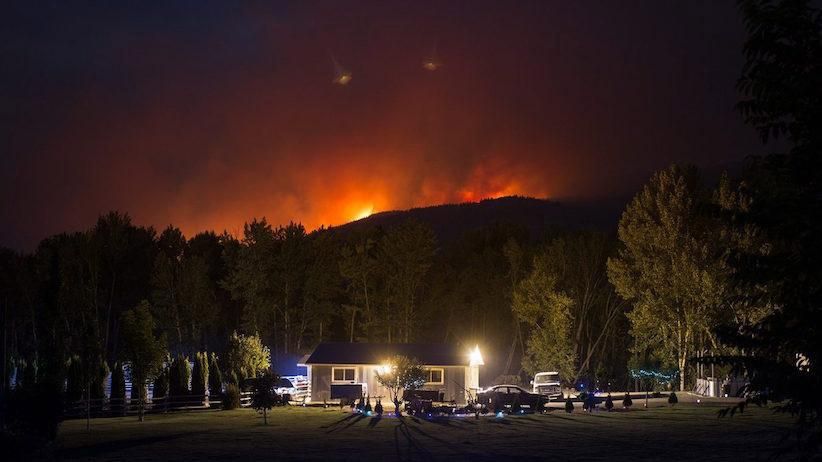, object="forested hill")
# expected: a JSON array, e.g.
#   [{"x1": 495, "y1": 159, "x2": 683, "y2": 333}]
[{"x1": 335, "y1": 196, "x2": 623, "y2": 242}]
